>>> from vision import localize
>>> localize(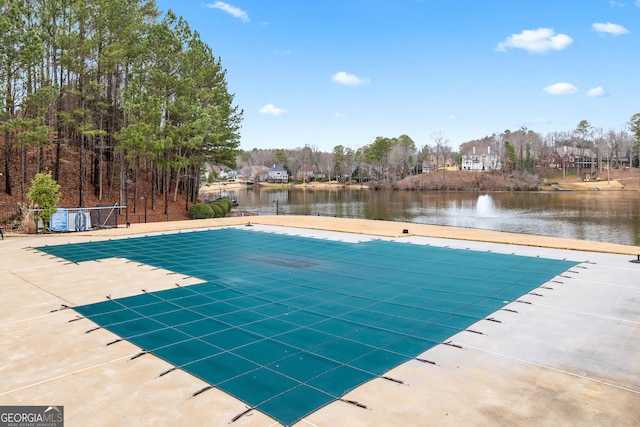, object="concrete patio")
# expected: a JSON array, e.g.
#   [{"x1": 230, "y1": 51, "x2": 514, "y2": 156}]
[{"x1": 1, "y1": 216, "x2": 639, "y2": 426}]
